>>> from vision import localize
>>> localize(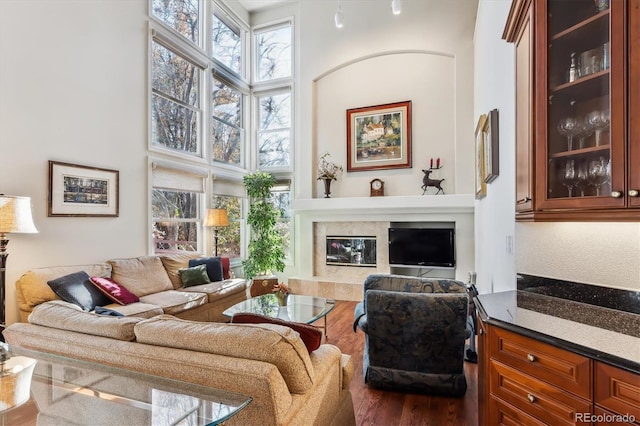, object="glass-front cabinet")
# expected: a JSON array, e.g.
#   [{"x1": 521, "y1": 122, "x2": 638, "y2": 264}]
[{"x1": 513, "y1": 0, "x2": 639, "y2": 221}]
